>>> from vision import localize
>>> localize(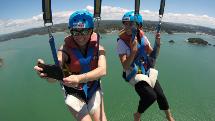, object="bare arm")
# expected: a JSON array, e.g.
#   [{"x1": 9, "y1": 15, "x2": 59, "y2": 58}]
[
  {"x1": 149, "y1": 33, "x2": 161, "y2": 68},
  {"x1": 57, "y1": 45, "x2": 69, "y2": 66},
  {"x1": 119, "y1": 38, "x2": 138, "y2": 70},
  {"x1": 119, "y1": 52, "x2": 136, "y2": 70},
  {"x1": 143, "y1": 35, "x2": 153, "y2": 55},
  {"x1": 154, "y1": 33, "x2": 161, "y2": 56},
  {"x1": 78, "y1": 45, "x2": 106, "y2": 83}
]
